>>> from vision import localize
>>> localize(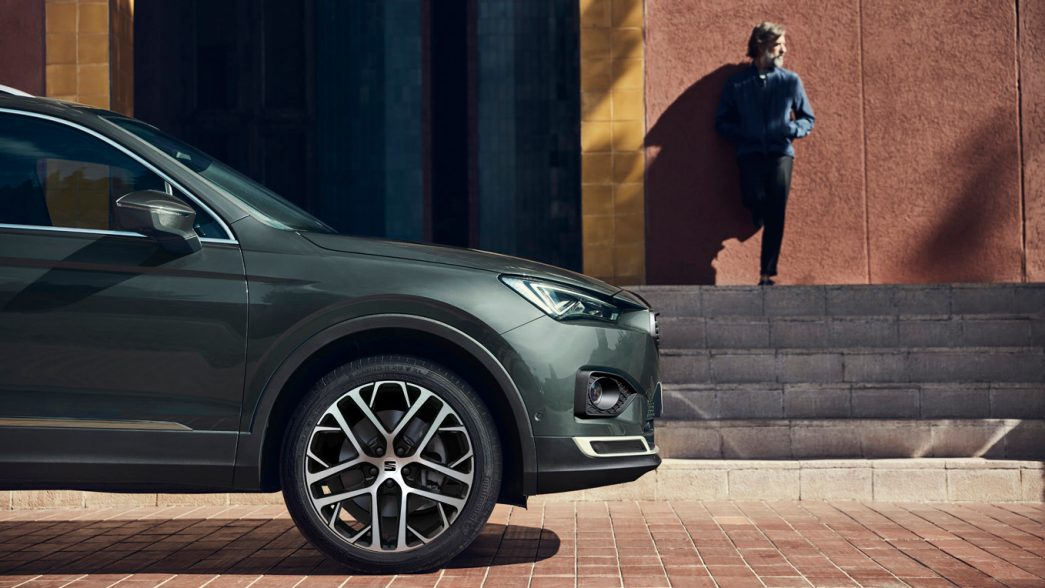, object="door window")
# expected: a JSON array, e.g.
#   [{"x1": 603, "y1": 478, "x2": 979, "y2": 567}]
[{"x1": 0, "y1": 113, "x2": 226, "y2": 238}]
